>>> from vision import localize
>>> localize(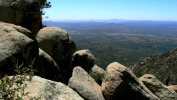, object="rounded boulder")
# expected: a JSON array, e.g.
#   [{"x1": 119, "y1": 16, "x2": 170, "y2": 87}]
[{"x1": 37, "y1": 27, "x2": 77, "y2": 84}]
